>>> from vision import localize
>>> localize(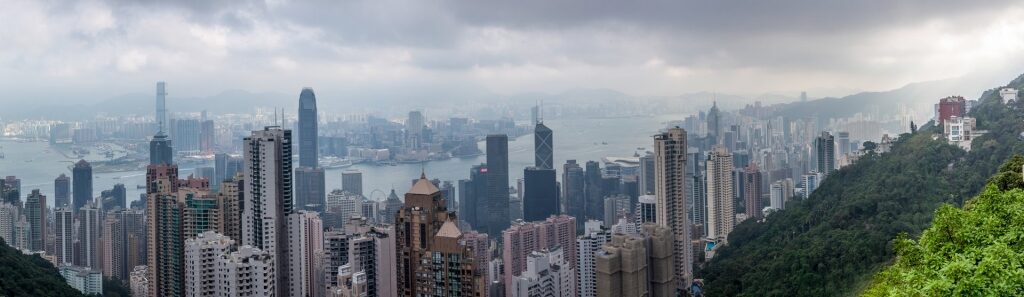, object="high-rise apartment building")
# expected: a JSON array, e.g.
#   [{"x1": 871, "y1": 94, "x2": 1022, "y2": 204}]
[
  {"x1": 184, "y1": 231, "x2": 276, "y2": 297},
  {"x1": 501, "y1": 215, "x2": 577, "y2": 297},
  {"x1": 486, "y1": 134, "x2": 510, "y2": 236},
  {"x1": 395, "y1": 174, "x2": 484, "y2": 297},
  {"x1": 55, "y1": 208, "x2": 74, "y2": 265},
  {"x1": 652, "y1": 127, "x2": 692, "y2": 287},
  {"x1": 637, "y1": 194, "x2": 657, "y2": 224},
  {"x1": 577, "y1": 223, "x2": 612, "y2": 297},
  {"x1": 595, "y1": 224, "x2": 676, "y2": 297},
  {"x1": 146, "y1": 163, "x2": 185, "y2": 297},
  {"x1": 181, "y1": 182, "x2": 219, "y2": 239},
  {"x1": 73, "y1": 160, "x2": 93, "y2": 212},
  {"x1": 0, "y1": 203, "x2": 16, "y2": 248},
  {"x1": 742, "y1": 163, "x2": 764, "y2": 219},
  {"x1": 218, "y1": 174, "x2": 244, "y2": 243},
  {"x1": 78, "y1": 202, "x2": 101, "y2": 269},
  {"x1": 510, "y1": 246, "x2": 573, "y2": 297},
  {"x1": 242, "y1": 126, "x2": 294, "y2": 297},
  {"x1": 288, "y1": 210, "x2": 324, "y2": 297},
  {"x1": 706, "y1": 146, "x2": 735, "y2": 241}
]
